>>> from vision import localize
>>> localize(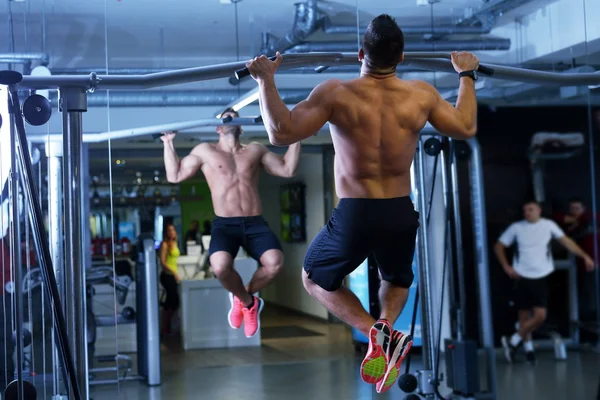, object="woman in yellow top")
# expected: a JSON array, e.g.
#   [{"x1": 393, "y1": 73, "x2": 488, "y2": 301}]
[{"x1": 159, "y1": 223, "x2": 181, "y2": 337}]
